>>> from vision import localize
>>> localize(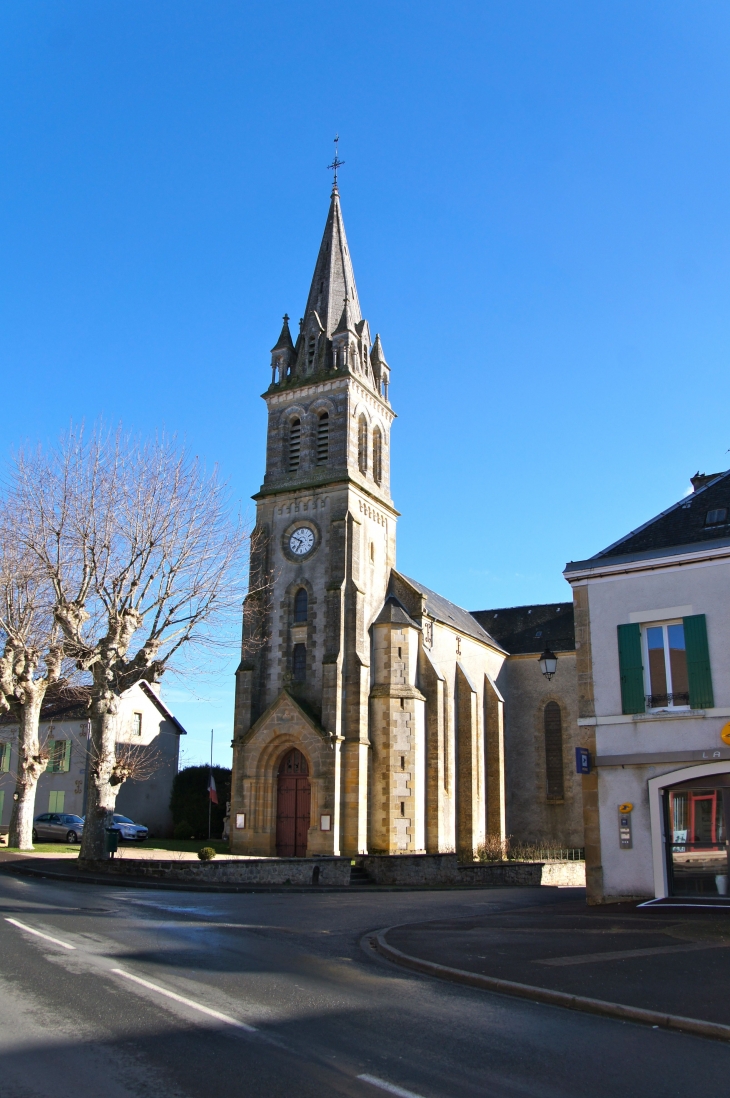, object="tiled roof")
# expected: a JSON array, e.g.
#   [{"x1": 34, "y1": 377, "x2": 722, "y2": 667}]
[
  {"x1": 470, "y1": 603, "x2": 575, "y2": 655},
  {"x1": 565, "y1": 469, "x2": 730, "y2": 572}
]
